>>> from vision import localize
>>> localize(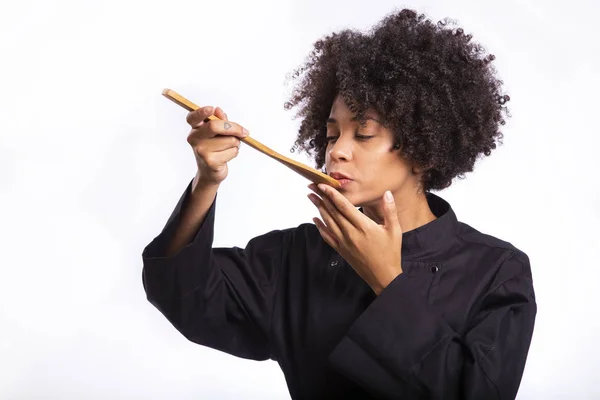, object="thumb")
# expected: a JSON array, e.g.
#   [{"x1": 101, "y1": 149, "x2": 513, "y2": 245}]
[{"x1": 382, "y1": 191, "x2": 401, "y2": 234}]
